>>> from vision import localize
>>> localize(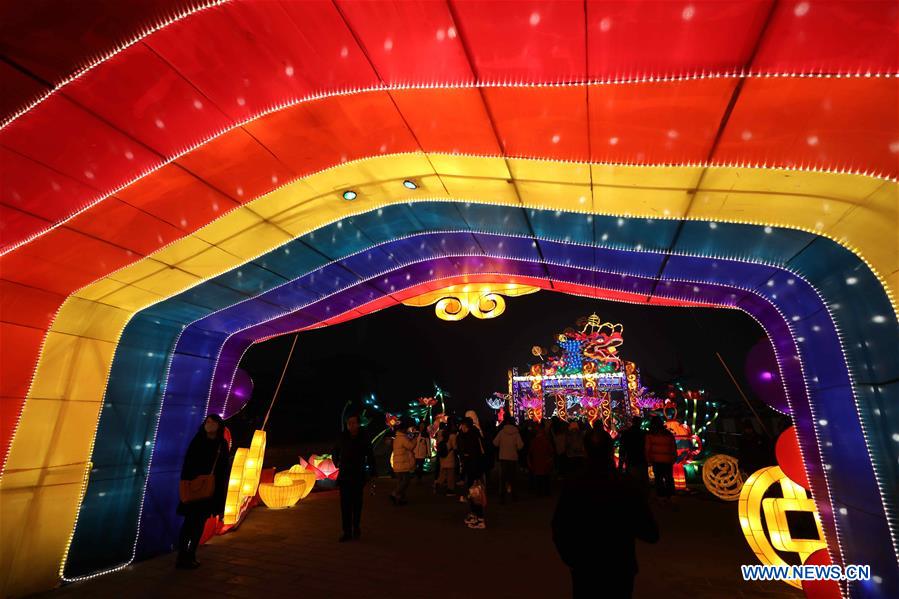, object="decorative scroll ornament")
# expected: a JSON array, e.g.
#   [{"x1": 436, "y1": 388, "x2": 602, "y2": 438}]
[
  {"x1": 702, "y1": 454, "x2": 744, "y2": 501},
  {"x1": 401, "y1": 284, "x2": 539, "y2": 321}
]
